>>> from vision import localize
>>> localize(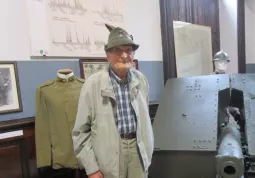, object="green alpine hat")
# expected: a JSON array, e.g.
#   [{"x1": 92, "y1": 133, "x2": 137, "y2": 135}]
[{"x1": 104, "y1": 24, "x2": 139, "y2": 51}]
